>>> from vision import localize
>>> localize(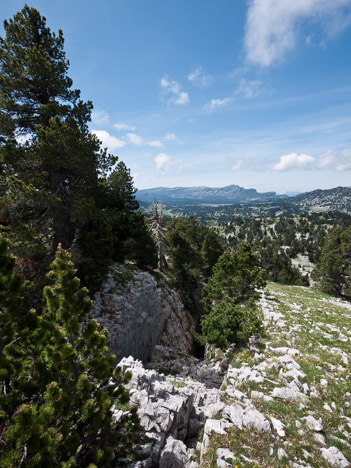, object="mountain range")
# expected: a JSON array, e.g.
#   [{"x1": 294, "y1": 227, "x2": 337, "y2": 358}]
[
  {"x1": 137, "y1": 184, "x2": 285, "y2": 204},
  {"x1": 136, "y1": 185, "x2": 351, "y2": 214}
]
